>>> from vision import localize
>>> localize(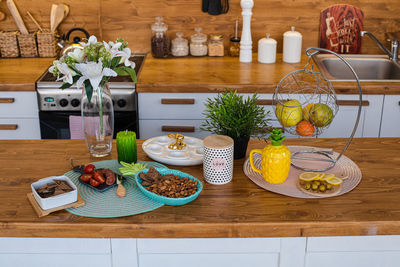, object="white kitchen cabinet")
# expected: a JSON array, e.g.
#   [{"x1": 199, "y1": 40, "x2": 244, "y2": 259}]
[
  {"x1": 0, "y1": 92, "x2": 40, "y2": 139},
  {"x1": 318, "y1": 94, "x2": 384, "y2": 138},
  {"x1": 0, "y1": 238, "x2": 111, "y2": 267},
  {"x1": 305, "y1": 236, "x2": 400, "y2": 267},
  {"x1": 380, "y1": 95, "x2": 400, "y2": 137}
]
